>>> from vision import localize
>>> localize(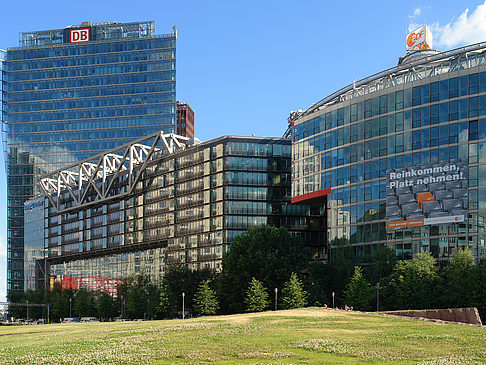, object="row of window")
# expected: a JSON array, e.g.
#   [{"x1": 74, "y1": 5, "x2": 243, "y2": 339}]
[
  {"x1": 8, "y1": 92, "x2": 175, "y2": 113},
  {"x1": 293, "y1": 120, "x2": 472, "y2": 164},
  {"x1": 293, "y1": 73, "x2": 486, "y2": 142},
  {"x1": 8, "y1": 81, "x2": 175, "y2": 103},
  {"x1": 8, "y1": 37, "x2": 175, "y2": 60},
  {"x1": 7, "y1": 71, "x2": 175, "y2": 92},
  {"x1": 7, "y1": 59, "x2": 175, "y2": 82},
  {"x1": 8, "y1": 103, "x2": 174, "y2": 122},
  {"x1": 8, "y1": 114, "x2": 174, "y2": 134},
  {"x1": 9, "y1": 124, "x2": 175, "y2": 145},
  {"x1": 294, "y1": 147, "x2": 461, "y2": 198},
  {"x1": 293, "y1": 97, "x2": 486, "y2": 157},
  {"x1": 7, "y1": 50, "x2": 174, "y2": 71}
]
